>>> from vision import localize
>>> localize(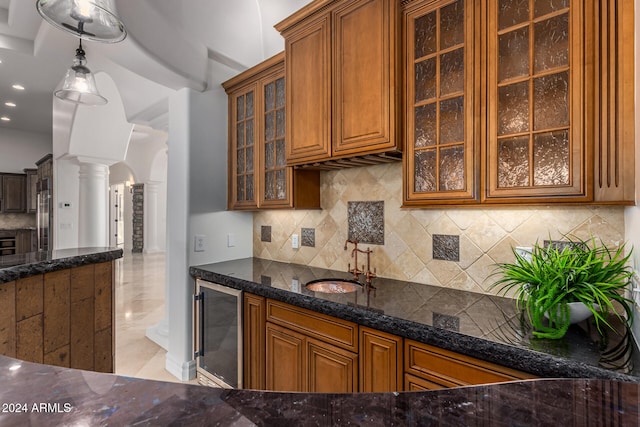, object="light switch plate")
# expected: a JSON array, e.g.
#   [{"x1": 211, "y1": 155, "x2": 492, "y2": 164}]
[{"x1": 227, "y1": 233, "x2": 236, "y2": 247}]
